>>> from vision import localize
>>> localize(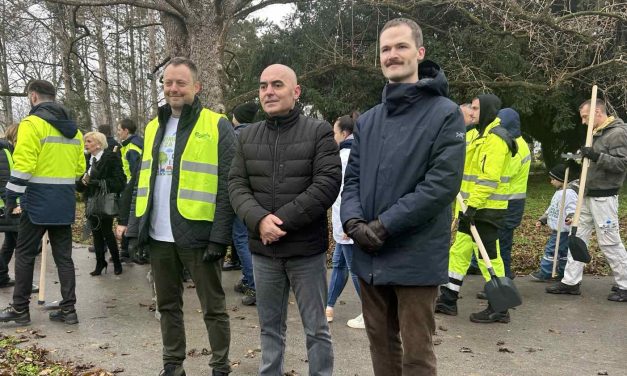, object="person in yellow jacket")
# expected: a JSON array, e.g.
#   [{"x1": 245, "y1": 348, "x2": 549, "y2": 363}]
[
  {"x1": 0, "y1": 80, "x2": 85, "y2": 326},
  {"x1": 436, "y1": 94, "x2": 518, "y2": 323}
]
